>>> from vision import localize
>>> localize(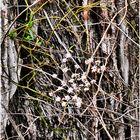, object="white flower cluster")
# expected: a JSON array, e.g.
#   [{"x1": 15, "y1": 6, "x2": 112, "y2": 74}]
[
  {"x1": 91, "y1": 65, "x2": 106, "y2": 73},
  {"x1": 48, "y1": 54, "x2": 103, "y2": 109},
  {"x1": 72, "y1": 95, "x2": 82, "y2": 108},
  {"x1": 52, "y1": 74, "x2": 57, "y2": 78},
  {"x1": 85, "y1": 59, "x2": 106, "y2": 73},
  {"x1": 62, "y1": 67, "x2": 69, "y2": 73},
  {"x1": 85, "y1": 58, "x2": 93, "y2": 65},
  {"x1": 49, "y1": 94, "x2": 82, "y2": 108},
  {"x1": 67, "y1": 70, "x2": 96, "y2": 93},
  {"x1": 62, "y1": 53, "x2": 71, "y2": 63}
]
